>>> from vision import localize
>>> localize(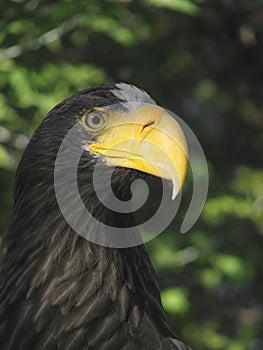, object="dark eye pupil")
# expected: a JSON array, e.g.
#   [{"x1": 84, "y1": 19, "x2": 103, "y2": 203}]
[{"x1": 92, "y1": 115, "x2": 101, "y2": 125}]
